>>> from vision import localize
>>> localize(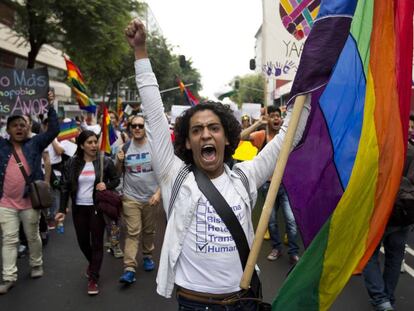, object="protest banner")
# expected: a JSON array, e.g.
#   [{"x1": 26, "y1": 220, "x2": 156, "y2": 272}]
[{"x1": 0, "y1": 67, "x2": 49, "y2": 116}]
